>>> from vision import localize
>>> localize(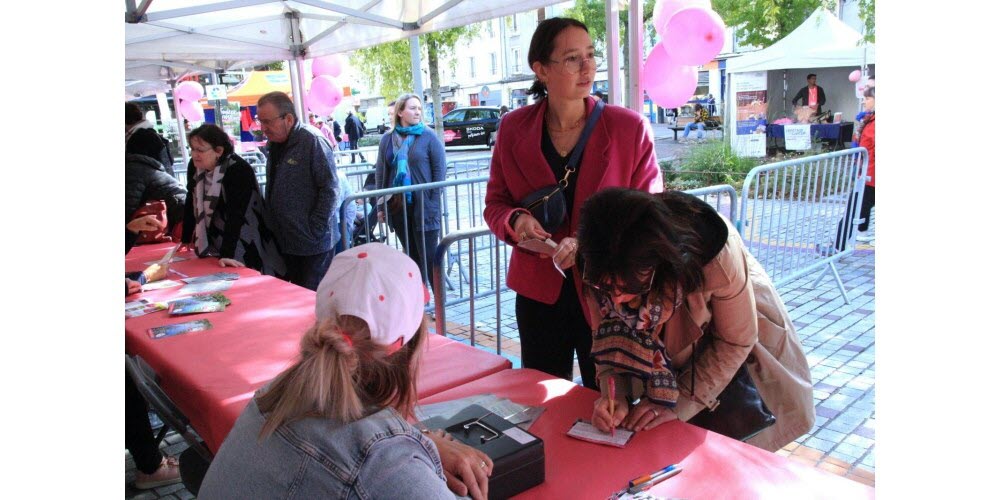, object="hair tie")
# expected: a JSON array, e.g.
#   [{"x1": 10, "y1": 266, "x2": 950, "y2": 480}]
[{"x1": 334, "y1": 327, "x2": 353, "y2": 348}]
